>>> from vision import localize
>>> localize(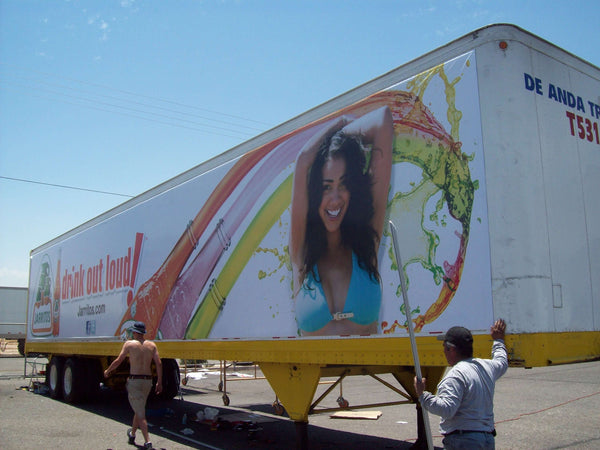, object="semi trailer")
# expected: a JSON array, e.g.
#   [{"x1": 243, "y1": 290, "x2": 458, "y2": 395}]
[{"x1": 26, "y1": 24, "x2": 600, "y2": 446}]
